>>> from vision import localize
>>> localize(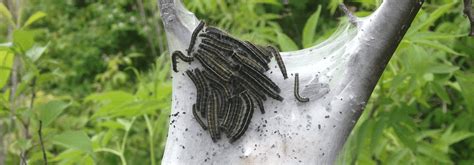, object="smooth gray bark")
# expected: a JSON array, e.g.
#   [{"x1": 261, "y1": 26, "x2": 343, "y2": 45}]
[{"x1": 158, "y1": 0, "x2": 423, "y2": 164}]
